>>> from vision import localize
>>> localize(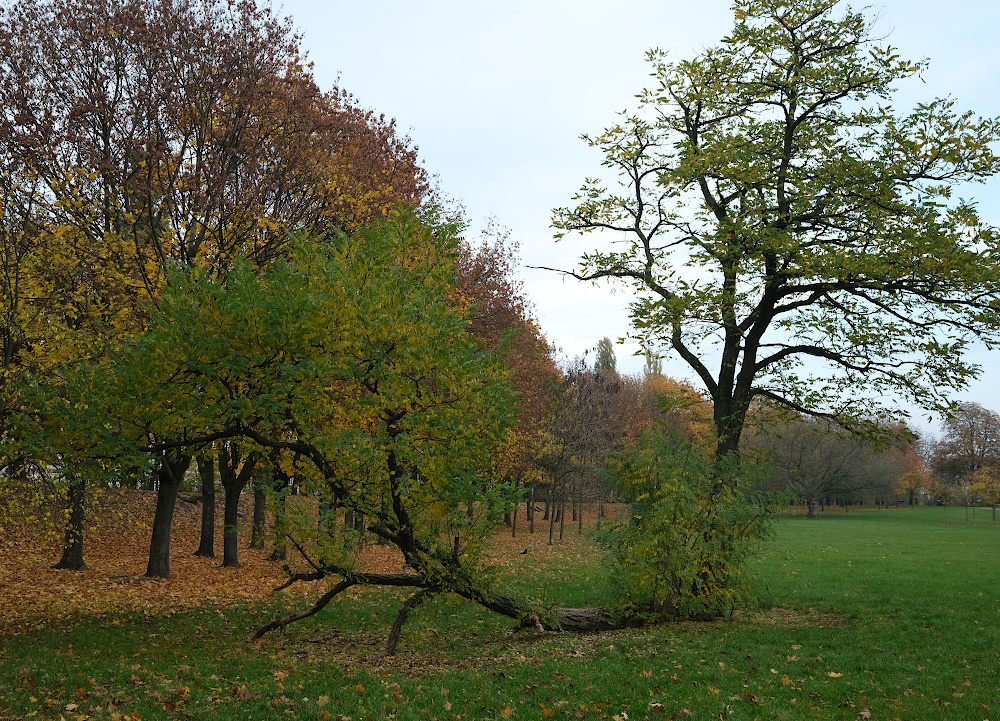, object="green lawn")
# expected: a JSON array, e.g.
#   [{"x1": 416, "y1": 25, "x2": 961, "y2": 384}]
[{"x1": 2, "y1": 506, "x2": 999, "y2": 720}]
